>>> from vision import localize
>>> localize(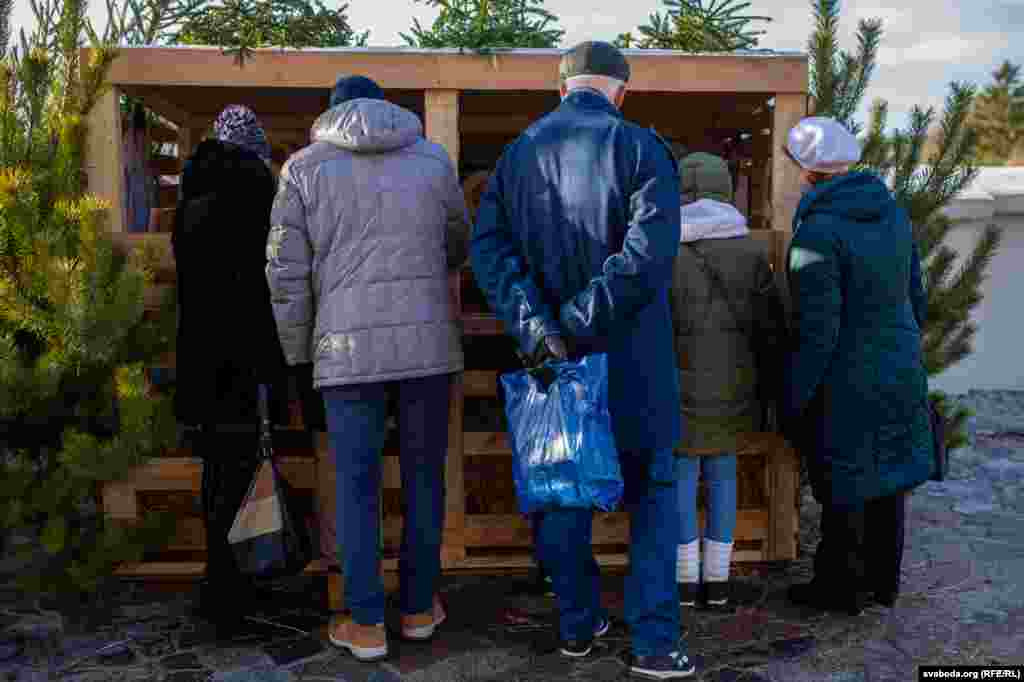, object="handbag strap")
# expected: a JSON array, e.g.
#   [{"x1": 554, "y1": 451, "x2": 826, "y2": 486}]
[
  {"x1": 257, "y1": 384, "x2": 274, "y2": 460},
  {"x1": 685, "y1": 243, "x2": 751, "y2": 337}
]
